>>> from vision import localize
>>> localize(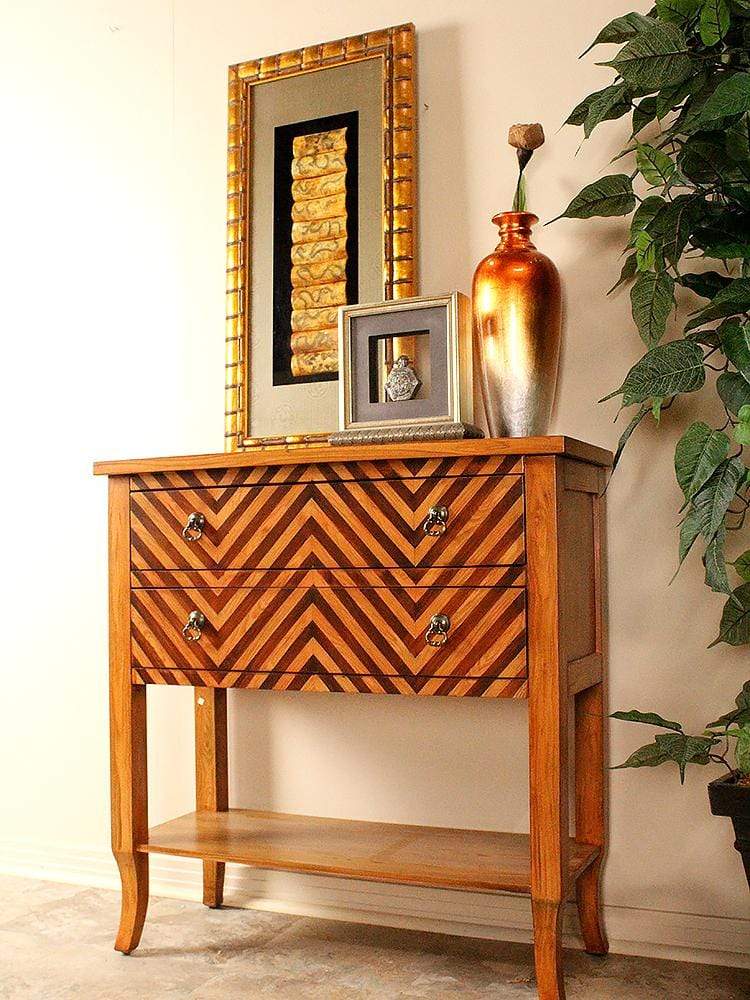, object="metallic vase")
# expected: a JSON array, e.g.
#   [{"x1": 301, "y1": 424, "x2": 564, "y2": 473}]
[{"x1": 472, "y1": 211, "x2": 561, "y2": 438}]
